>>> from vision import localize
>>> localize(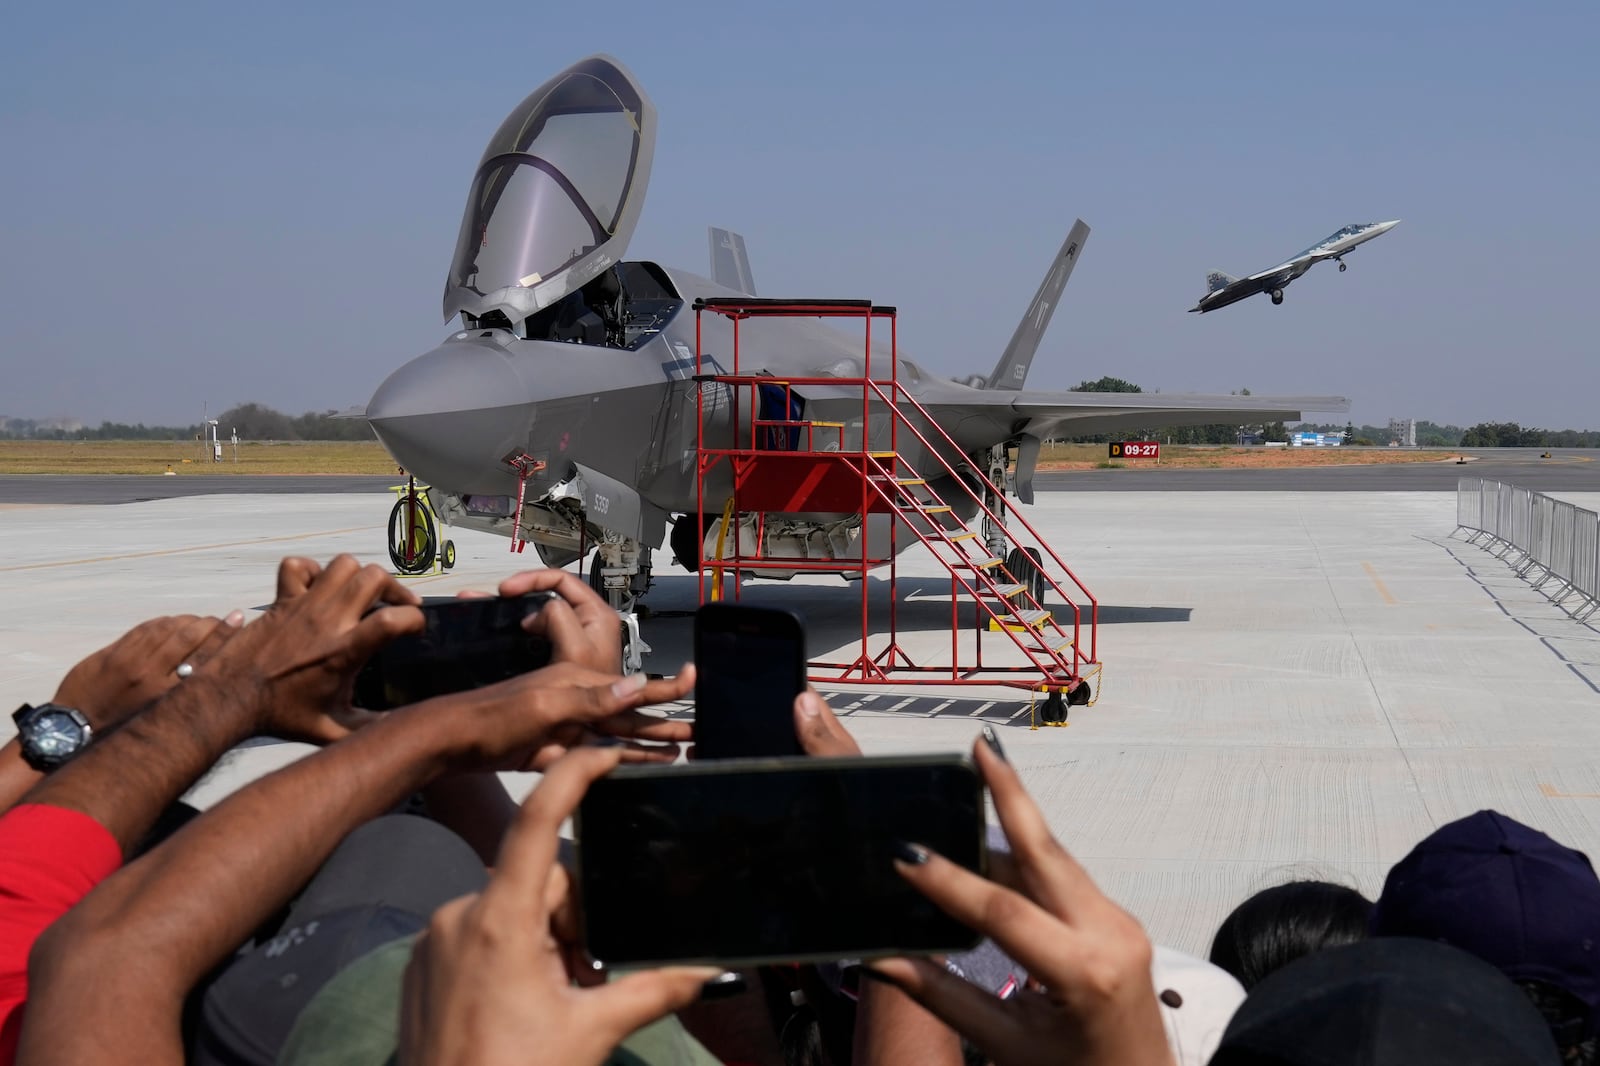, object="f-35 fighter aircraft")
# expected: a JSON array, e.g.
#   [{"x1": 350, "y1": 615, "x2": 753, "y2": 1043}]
[
  {"x1": 364, "y1": 54, "x2": 1349, "y2": 622},
  {"x1": 1190, "y1": 221, "x2": 1400, "y2": 313}
]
